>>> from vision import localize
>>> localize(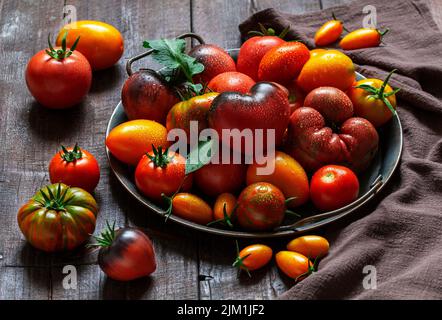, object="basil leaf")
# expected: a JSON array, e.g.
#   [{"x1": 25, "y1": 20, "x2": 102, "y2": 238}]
[{"x1": 185, "y1": 139, "x2": 214, "y2": 175}]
